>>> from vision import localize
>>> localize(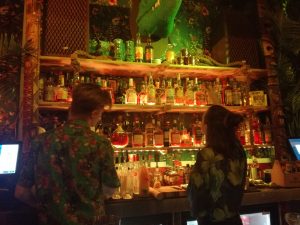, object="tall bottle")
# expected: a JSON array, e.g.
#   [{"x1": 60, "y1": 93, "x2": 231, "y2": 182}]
[
  {"x1": 132, "y1": 117, "x2": 145, "y2": 147},
  {"x1": 224, "y1": 78, "x2": 233, "y2": 106},
  {"x1": 144, "y1": 34, "x2": 154, "y2": 63},
  {"x1": 185, "y1": 80, "x2": 195, "y2": 106},
  {"x1": 170, "y1": 119, "x2": 181, "y2": 147},
  {"x1": 174, "y1": 74, "x2": 184, "y2": 105},
  {"x1": 139, "y1": 155, "x2": 150, "y2": 197},
  {"x1": 135, "y1": 33, "x2": 143, "y2": 63},
  {"x1": 194, "y1": 79, "x2": 207, "y2": 106},
  {"x1": 125, "y1": 78, "x2": 137, "y2": 104},
  {"x1": 137, "y1": 81, "x2": 147, "y2": 105},
  {"x1": 165, "y1": 38, "x2": 175, "y2": 64},
  {"x1": 144, "y1": 116, "x2": 155, "y2": 147},
  {"x1": 163, "y1": 117, "x2": 171, "y2": 147},
  {"x1": 165, "y1": 79, "x2": 175, "y2": 105},
  {"x1": 154, "y1": 120, "x2": 164, "y2": 148},
  {"x1": 192, "y1": 115, "x2": 203, "y2": 146},
  {"x1": 146, "y1": 73, "x2": 156, "y2": 105}
]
